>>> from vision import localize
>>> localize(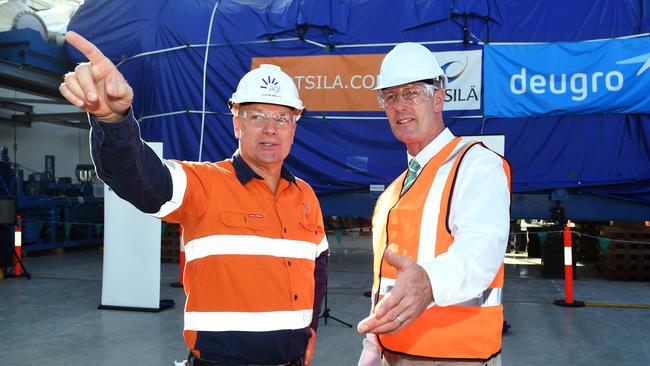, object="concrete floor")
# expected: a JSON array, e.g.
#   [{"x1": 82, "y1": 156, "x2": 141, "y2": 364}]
[{"x1": 1, "y1": 234, "x2": 649, "y2": 366}]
